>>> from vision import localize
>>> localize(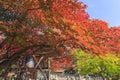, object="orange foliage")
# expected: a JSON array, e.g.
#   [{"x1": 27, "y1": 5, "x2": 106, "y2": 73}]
[{"x1": 0, "y1": 0, "x2": 119, "y2": 71}]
